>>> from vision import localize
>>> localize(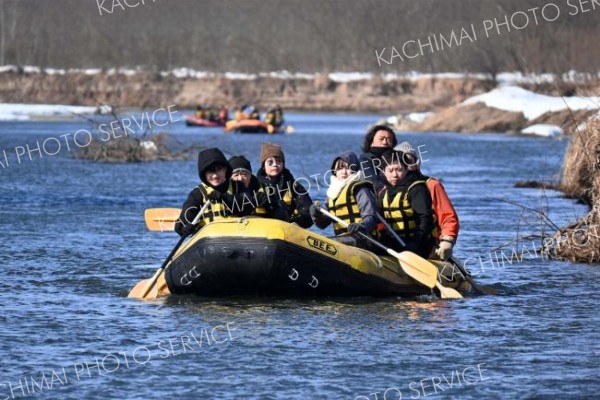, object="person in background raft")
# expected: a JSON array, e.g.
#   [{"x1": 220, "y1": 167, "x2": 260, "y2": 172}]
[
  {"x1": 265, "y1": 105, "x2": 284, "y2": 127},
  {"x1": 194, "y1": 105, "x2": 204, "y2": 119},
  {"x1": 256, "y1": 142, "x2": 313, "y2": 228},
  {"x1": 394, "y1": 142, "x2": 459, "y2": 261},
  {"x1": 309, "y1": 151, "x2": 378, "y2": 248},
  {"x1": 217, "y1": 105, "x2": 229, "y2": 124},
  {"x1": 359, "y1": 125, "x2": 398, "y2": 193},
  {"x1": 379, "y1": 150, "x2": 436, "y2": 259},
  {"x1": 174, "y1": 148, "x2": 264, "y2": 237}
]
